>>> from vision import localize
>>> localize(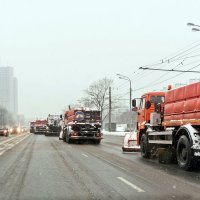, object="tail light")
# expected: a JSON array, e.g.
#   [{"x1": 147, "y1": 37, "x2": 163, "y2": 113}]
[
  {"x1": 95, "y1": 133, "x2": 101, "y2": 137},
  {"x1": 71, "y1": 132, "x2": 78, "y2": 136}
]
